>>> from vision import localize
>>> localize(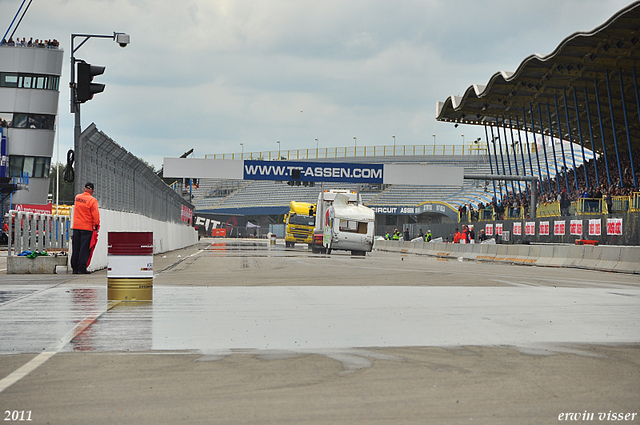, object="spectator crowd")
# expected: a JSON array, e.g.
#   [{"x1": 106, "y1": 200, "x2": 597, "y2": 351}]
[
  {"x1": 459, "y1": 148, "x2": 639, "y2": 220},
  {"x1": 1, "y1": 37, "x2": 59, "y2": 48}
]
